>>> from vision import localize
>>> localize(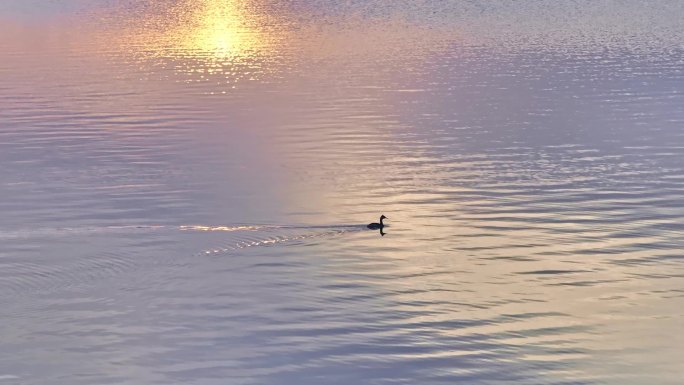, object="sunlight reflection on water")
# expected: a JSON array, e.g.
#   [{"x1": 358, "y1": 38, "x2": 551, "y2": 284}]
[{"x1": 114, "y1": 0, "x2": 285, "y2": 85}]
